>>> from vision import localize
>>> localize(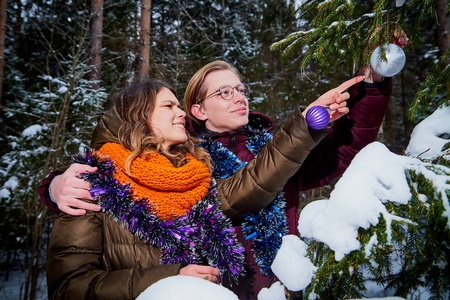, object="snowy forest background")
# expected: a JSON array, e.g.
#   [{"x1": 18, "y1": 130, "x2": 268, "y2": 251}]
[{"x1": 0, "y1": 0, "x2": 448, "y2": 299}]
